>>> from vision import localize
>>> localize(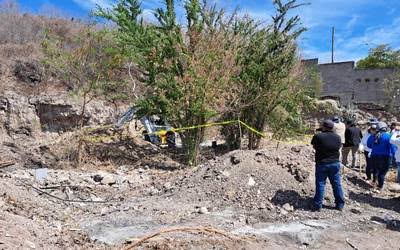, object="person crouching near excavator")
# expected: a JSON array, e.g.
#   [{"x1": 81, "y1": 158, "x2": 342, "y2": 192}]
[{"x1": 311, "y1": 120, "x2": 345, "y2": 212}]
